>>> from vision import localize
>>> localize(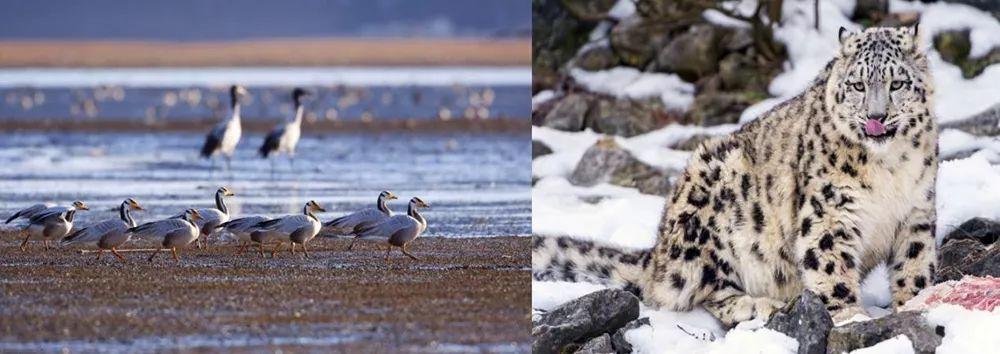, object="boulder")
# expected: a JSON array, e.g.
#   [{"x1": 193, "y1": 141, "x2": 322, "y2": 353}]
[
  {"x1": 940, "y1": 103, "x2": 1000, "y2": 137},
  {"x1": 585, "y1": 95, "x2": 662, "y2": 137},
  {"x1": 669, "y1": 134, "x2": 714, "y2": 151},
  {"x1": 576, "y1": 333, "x2": 615, "y2": 354},
  {"x1": 610, "y1": 317, "x2": 650, "y2": 353},
  {"x1": 610, "y1": 17, "x2": 677, "y2": 68},
  {"x1": 933, "y1": 29, "x2": 1000, "y2": 79},
  {"x1": 532, "y1": 289, "x2": 641, "y2": 354},
  {"x1": 718, "y1": 51, "x2": 778, "y2": 93},
  {"x1": 533, "y1": 0, "x2": 598, "y2": 92},
  {"x1": 542, "y1": 93, "x2": 590, "y2": 131},
  {"x1": 561, "y1": 0, "x2": 618, "y2": 21},
  {"x1": 570, "y1": 137, "x2": 673, "y2": 196},
  {"x1": 943, "y1": 217, "x2": 1000, "y2": 246},
  {"x1": 853, "y1": 0, "x2": 889, "y2": 22},
  {"x1": 685, "y1": 91, "x2": 759, "y2": 126},
  {"x1": 576, "y1": 42, "x2": 620, "y2": 71},
  {"x1": 533, "y1": 140, "x2": 554, "y2": 159},
  {"x1": 656, "y1": 24, "x2": 723, "y2": 81},
  {"x1": 826, "y1": 311, "x2": 942, "y2": 354},
  {"x1": 765, "y1": 290, "x2": 833, "y2": 354}
]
